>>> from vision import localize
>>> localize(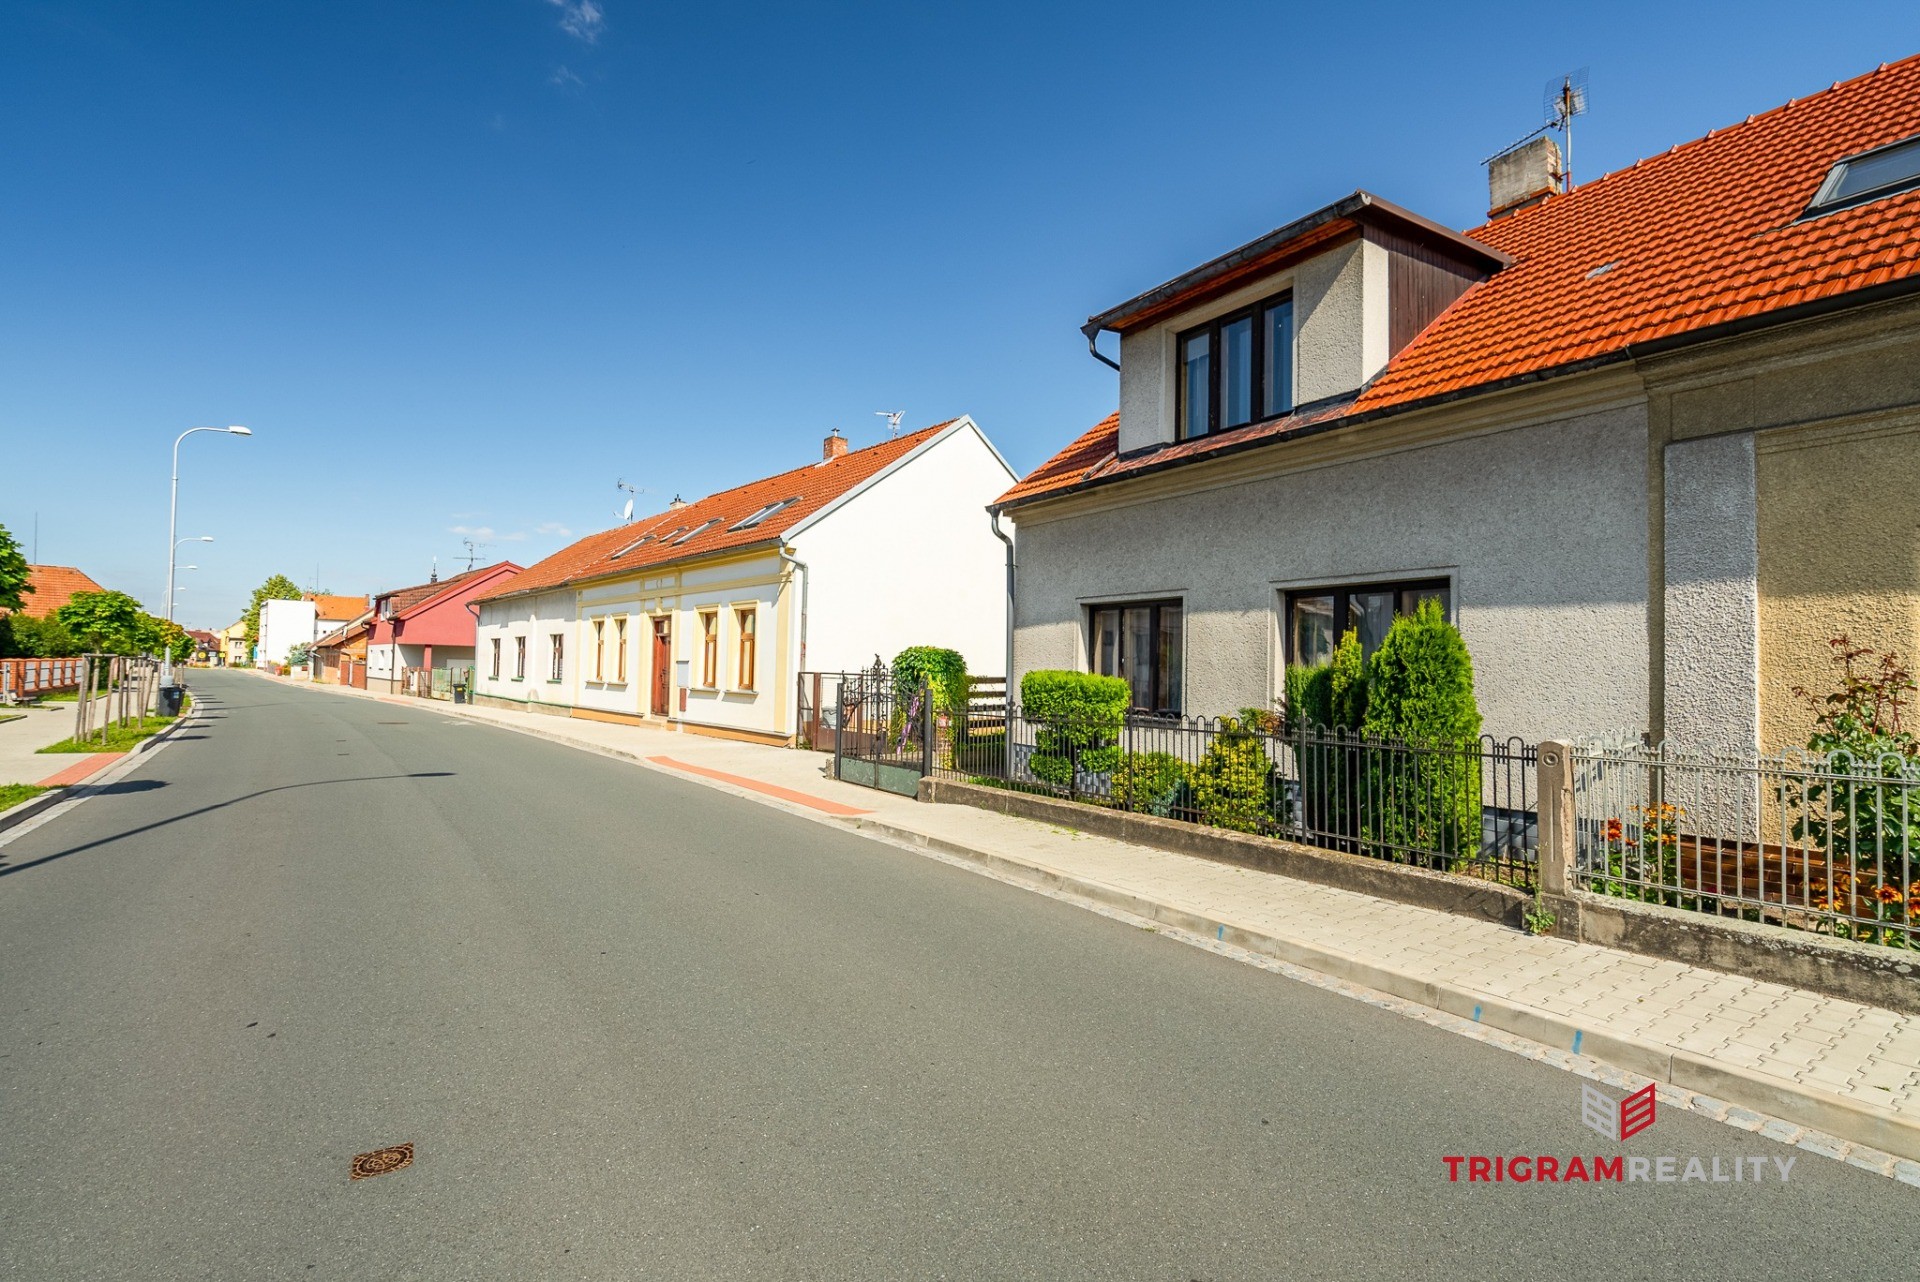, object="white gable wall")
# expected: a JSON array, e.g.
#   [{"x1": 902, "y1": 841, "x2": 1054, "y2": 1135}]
[{"x1": 796, "y1": 421, "x2": 1015, "y2": 676}]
